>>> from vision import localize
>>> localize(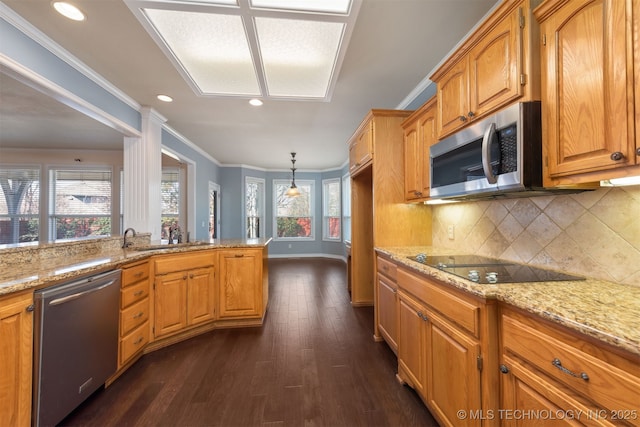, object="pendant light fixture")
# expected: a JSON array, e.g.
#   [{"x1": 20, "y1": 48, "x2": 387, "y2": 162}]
[{"x1": 285, "y1": 152, "x2": 301, "y2": 197}]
